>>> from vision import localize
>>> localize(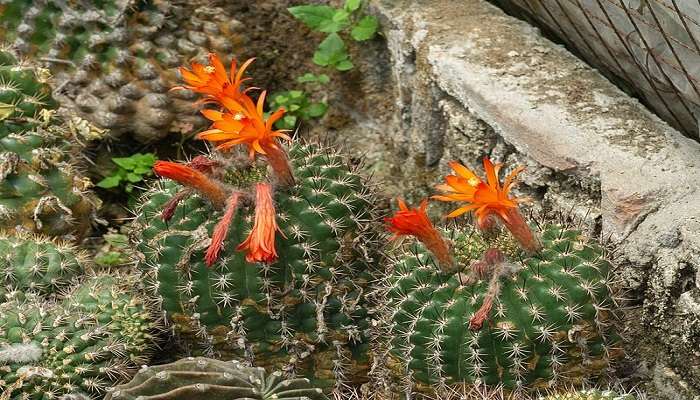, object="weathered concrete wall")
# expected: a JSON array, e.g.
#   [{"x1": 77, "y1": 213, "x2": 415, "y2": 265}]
[{"x1": 368, "y1": 0, "x2": 700, "y2": 398}]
